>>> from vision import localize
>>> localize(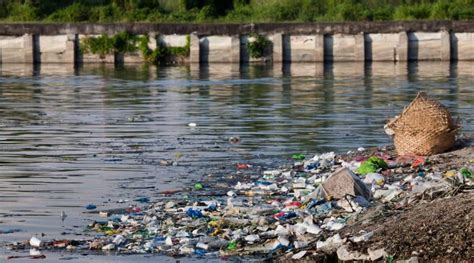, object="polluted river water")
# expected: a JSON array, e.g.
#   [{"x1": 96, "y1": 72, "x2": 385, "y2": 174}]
[{"x1": 0, "y1": 62, "x2": 473, "y2": 262}]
